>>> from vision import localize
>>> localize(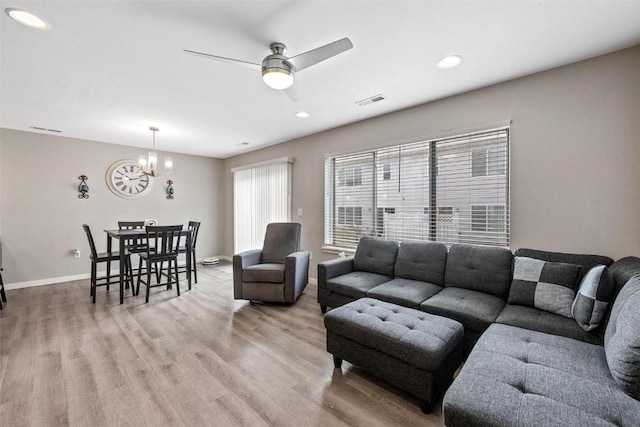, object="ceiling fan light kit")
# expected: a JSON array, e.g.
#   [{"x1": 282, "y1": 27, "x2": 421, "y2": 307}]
[{"x1": 262, "y1": 43, "x2": 295, "y2": 90}]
